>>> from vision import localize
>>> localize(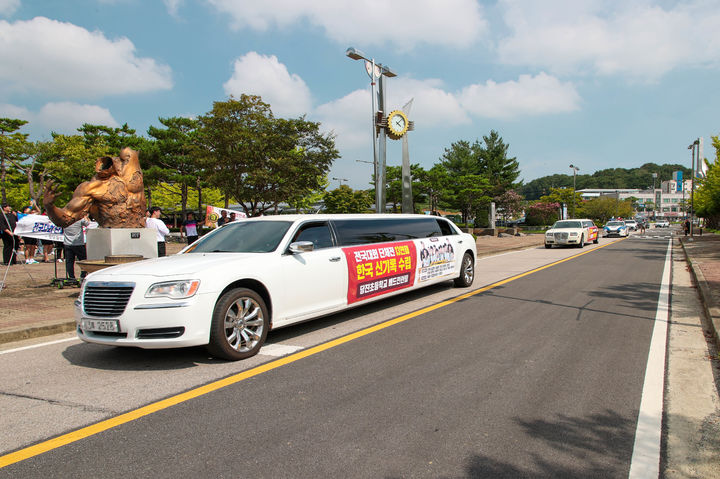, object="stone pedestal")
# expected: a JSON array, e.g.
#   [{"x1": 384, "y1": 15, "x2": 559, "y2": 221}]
[{"x1": 86, "y1": 228, "x2": 157, "y2": 260}]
